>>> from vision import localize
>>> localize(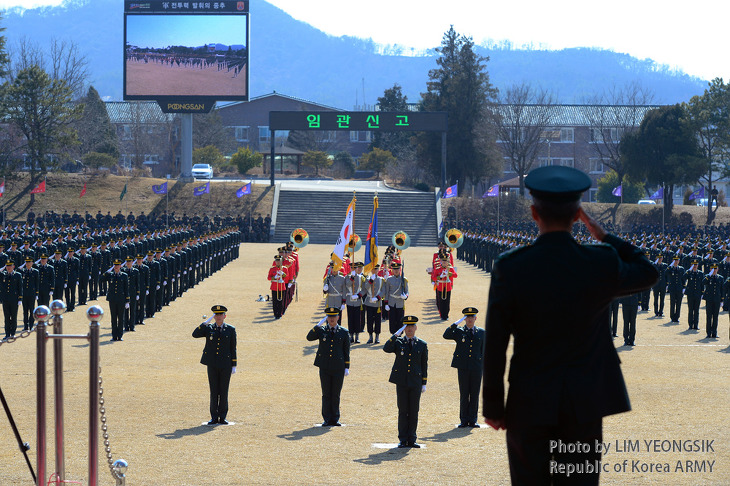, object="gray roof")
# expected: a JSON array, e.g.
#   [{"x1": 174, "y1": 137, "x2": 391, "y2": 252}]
[
  {"x1": 489, "y1": 104, "x2": 664, "y2": 127},
  {"x1": 105, "y1": 101, "x2": 178, "y2": 124}
]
